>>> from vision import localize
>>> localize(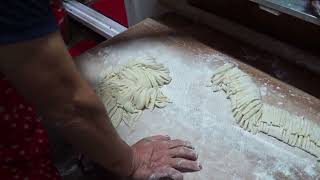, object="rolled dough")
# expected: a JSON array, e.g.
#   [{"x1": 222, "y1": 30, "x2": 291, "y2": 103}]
[
  {"x1": 209, "y1": 63, "x2": 320, "y2": 159},
  {"x1": 96, "y1": 58, "x2": 172, "y2": 127}
]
